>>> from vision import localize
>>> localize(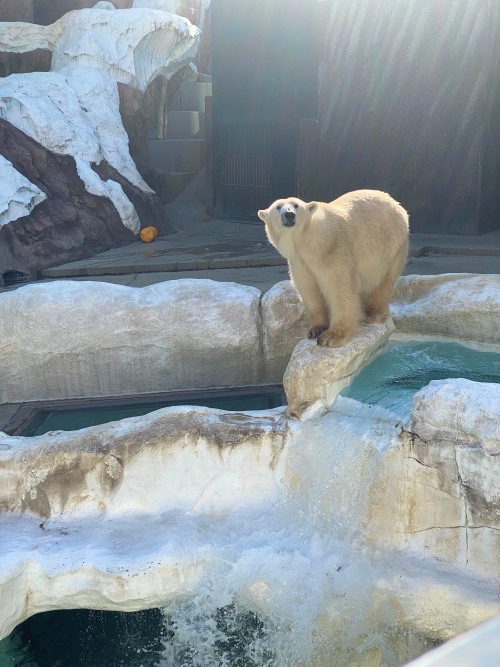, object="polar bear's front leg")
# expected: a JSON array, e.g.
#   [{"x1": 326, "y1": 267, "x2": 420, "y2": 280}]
[
  {"x1": 314, "y1": 267, "x2": 362, "y2": 348},
  {"x1": 288, "y1": 259, "x2": 329, "y2": 338}
]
